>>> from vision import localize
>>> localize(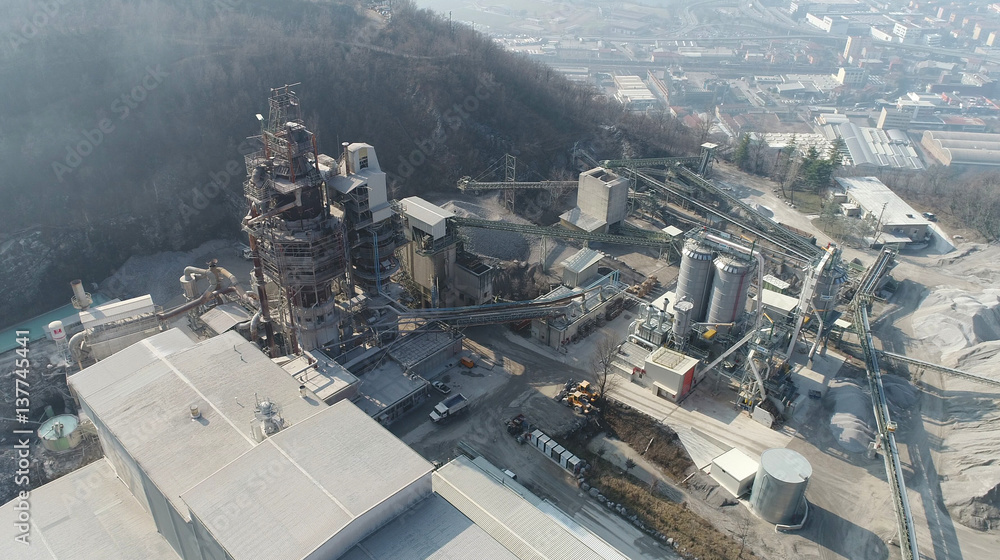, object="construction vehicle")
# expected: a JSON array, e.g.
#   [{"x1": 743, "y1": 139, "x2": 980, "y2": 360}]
[
  {"x1": 576, "y1": 380, "x2": 601, "y2": 400},
  {"x1": 506, "y1": 414, "x2": 528, "y2": 442},
  {"x1": 562, "y1": 391, "x2": 595, "y2": 414},
  {"x1": 430, "y1": 394, "x2": 469, "y2": 422},
  {"x1": 460, "y1": 357, "x2": 475, "y2": 368}
]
